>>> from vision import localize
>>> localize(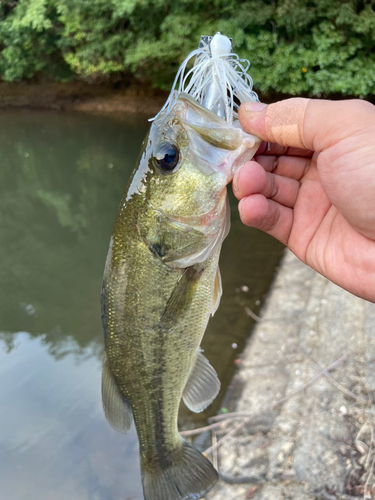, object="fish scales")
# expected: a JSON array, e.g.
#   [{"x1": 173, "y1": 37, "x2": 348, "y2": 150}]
[
  {"x1": 105, "y1": 153, "x2": 222, "y2": 455},
  {"x1": 101, "y1": 93, "x2": 259, "y2": 500}
]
